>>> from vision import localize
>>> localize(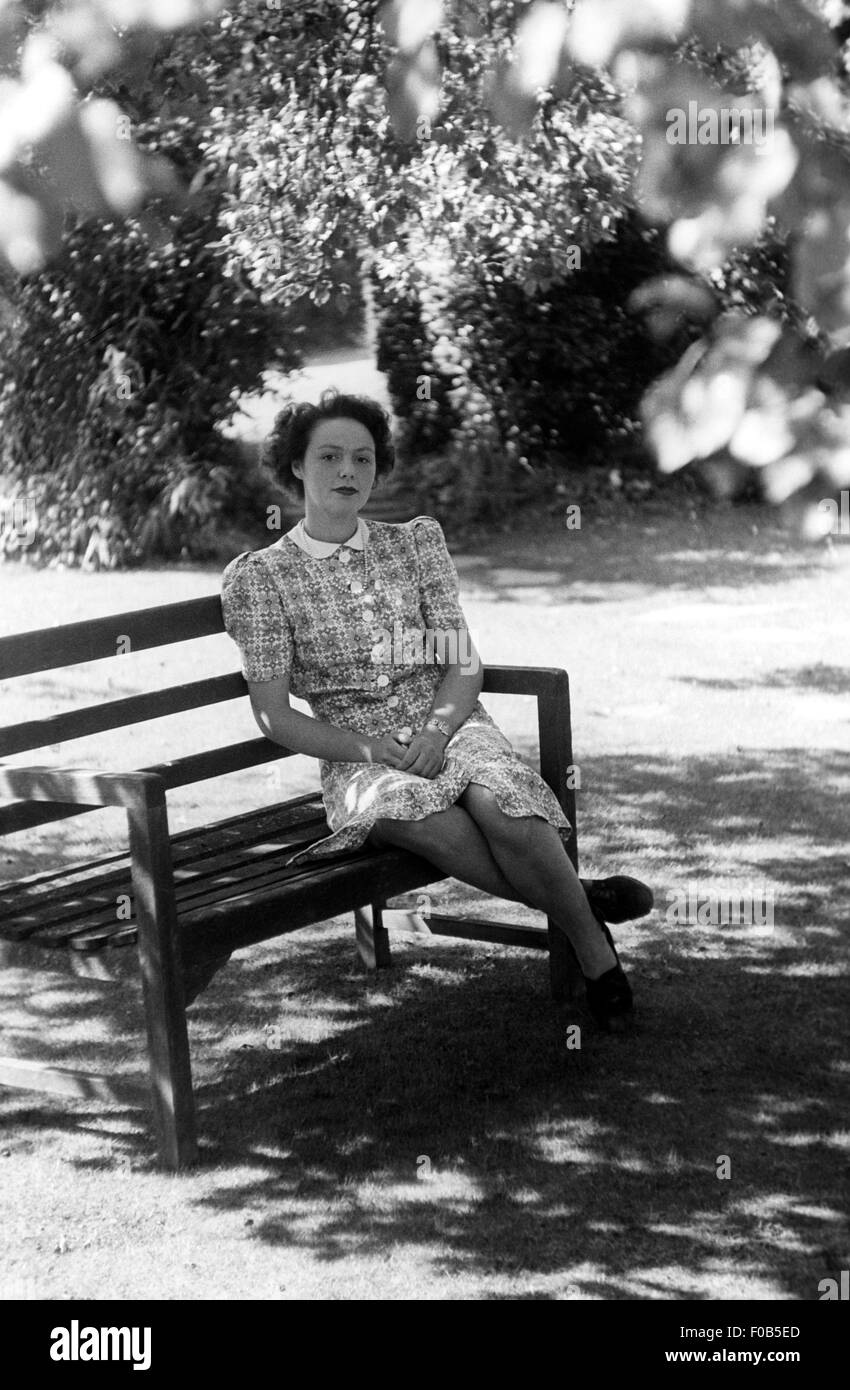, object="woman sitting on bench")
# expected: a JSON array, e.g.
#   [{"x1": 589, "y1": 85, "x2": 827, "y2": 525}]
[{"x1": 221, "y1": 389, "x2": 650, "y2": 1032}]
